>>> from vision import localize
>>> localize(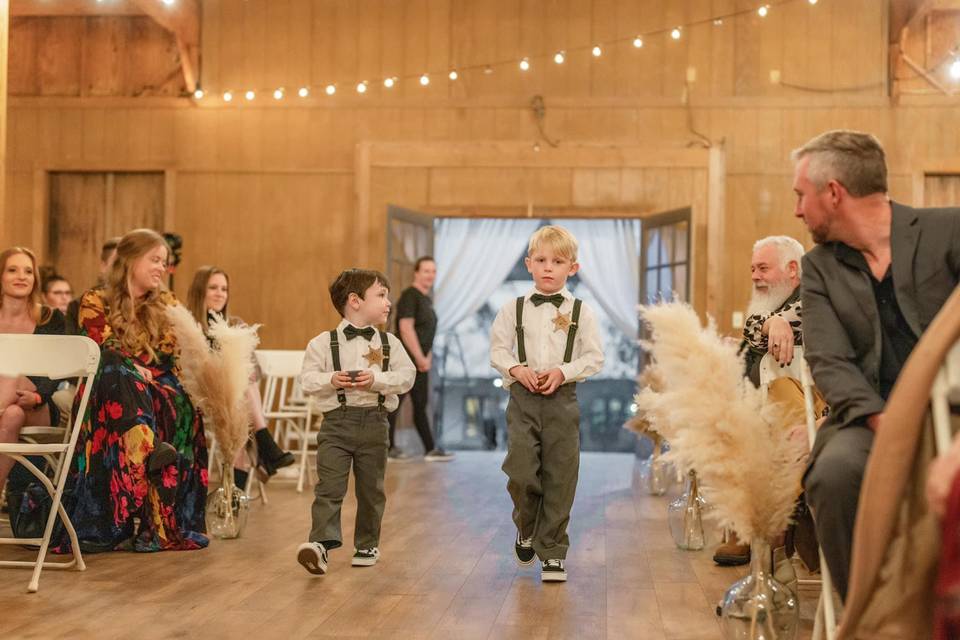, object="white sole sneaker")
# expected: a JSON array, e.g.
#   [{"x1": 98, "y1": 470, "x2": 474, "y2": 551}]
[
  {"x1": 297, "y1": 542, "x2": 328, "y2": 575},
  {"x1": 352, "y1": 549, "x2": 380, "y2": 566},
  {"x1": 541, "y1": 570, "x2": 568, "y2": 582}
]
